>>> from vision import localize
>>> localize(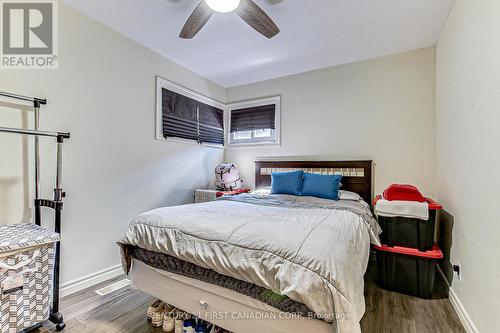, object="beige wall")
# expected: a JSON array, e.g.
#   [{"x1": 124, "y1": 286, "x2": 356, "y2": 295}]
[
  {"x1": 0, "y1": 4, "x2": 225, "y2": 283},
  {"x1": 436, "y1": 0, "x2": 500, "y2": 331},
  {"x1": 225, "y1": 48, "x2": 437, "y2": 197}
]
